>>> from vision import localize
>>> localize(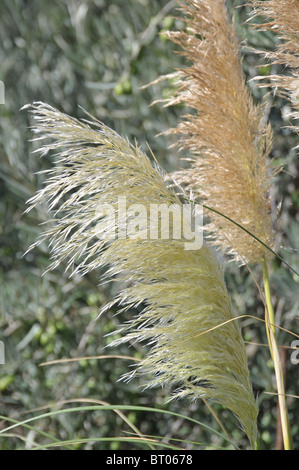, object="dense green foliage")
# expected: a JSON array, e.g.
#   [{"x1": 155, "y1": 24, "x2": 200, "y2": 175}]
[{"x1": 0, "y1": 0, "x2": 298, "y2": 450}]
